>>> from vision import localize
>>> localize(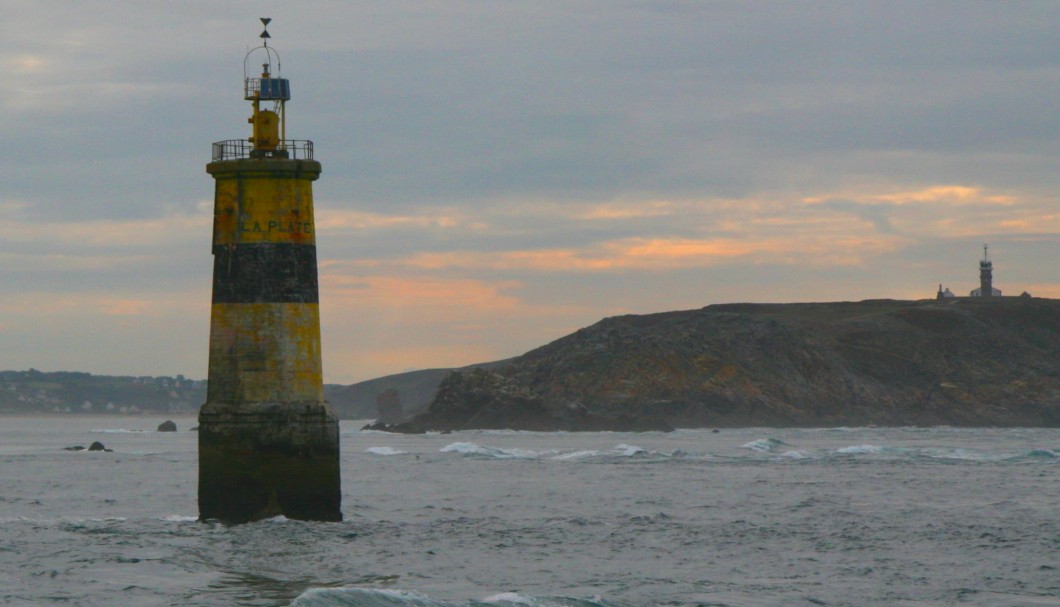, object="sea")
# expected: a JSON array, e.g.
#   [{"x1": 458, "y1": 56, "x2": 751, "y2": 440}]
[{"x1": 0, "y1": 416, "x2": 1056, "y2": 607}]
